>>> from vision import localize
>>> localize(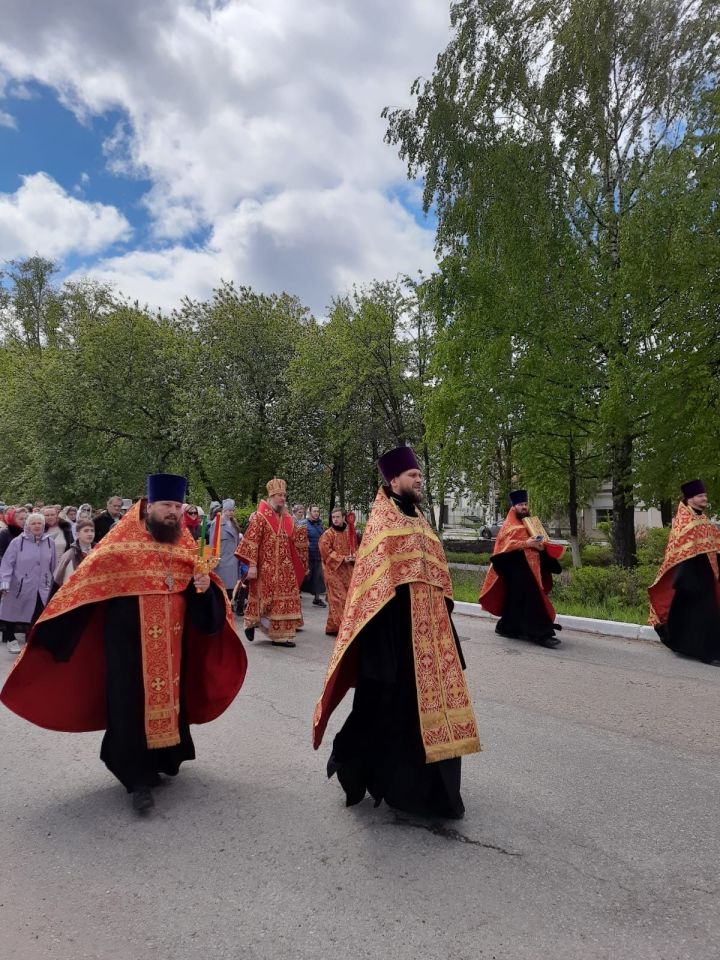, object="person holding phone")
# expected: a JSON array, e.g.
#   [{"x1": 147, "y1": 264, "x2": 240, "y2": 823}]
[{"x1": 479, "y1": 490, "x2": 563, "y2": 648}]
